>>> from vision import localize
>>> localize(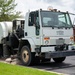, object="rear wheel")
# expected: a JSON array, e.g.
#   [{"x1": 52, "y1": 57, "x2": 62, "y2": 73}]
[
  {"x1": 53, "y1": 57, "x2": 66, "y2": 63},
  {"x1": 20, "y1": 46, "x2": 34, "y2": 66}
]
